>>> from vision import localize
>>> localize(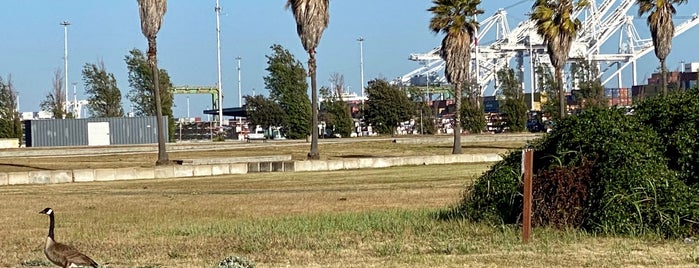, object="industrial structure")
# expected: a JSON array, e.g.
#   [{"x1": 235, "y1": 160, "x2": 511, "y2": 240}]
[{"x1": 396, "y1": 0, "x2": 699, "y2": 104}]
